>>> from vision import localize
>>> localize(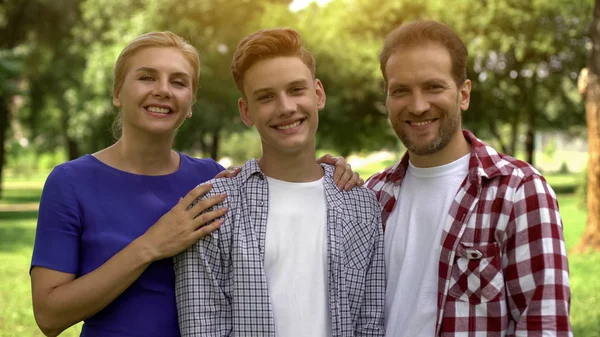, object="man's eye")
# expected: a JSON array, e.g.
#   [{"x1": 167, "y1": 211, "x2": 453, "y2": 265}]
[{"x1": 391, "y1": 88, "x2": 407, "y2": 95}]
